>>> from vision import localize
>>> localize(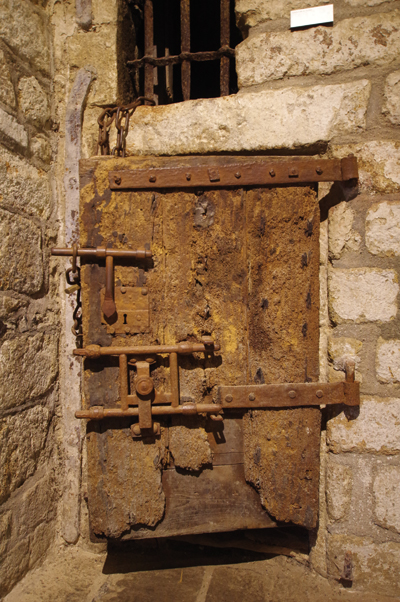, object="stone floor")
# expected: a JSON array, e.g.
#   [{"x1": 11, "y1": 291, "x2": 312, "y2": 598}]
[{"x1": 3, "y1": 539, "x2": 400, "y2": 602}]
